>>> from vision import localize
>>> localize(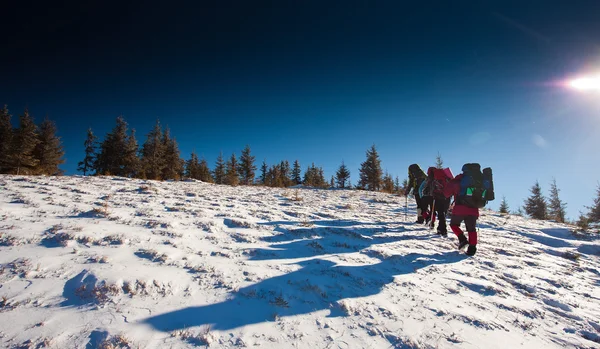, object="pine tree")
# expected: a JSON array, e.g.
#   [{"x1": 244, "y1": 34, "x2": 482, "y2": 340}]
[
  {"x1": 161, "y1": 128, "x2": 184, "y2": 180},
  {"x1": 78, "y1": 128, "x2": 97, "y2": 176},
  {"x1": 11, "y1": 108, "x2": 39, "y2": 175},
  {"x1": 524, "y1": 181, "x2": 548, "y2": 220},
  {"x1": 225, "y1": 153, "x2": 239, "y2": 186},
  {"x1": 358, "y1": 144, "x2": 383, "y2": 191},
  {"x1": 185, "y1": 152, "x2": 201, "y2": 179},
  {"x1": 435, "y1": 152, "x2": 444, "y2": 169},
  {"x1": 238, "y1": 145, "x2": 256, "y2": 185},
  {"x1": 292, "y1": 160, "x2": 302, "y2": 185},
  {"x1": 577, "y1": 211, "x2": 590, "y2": 229},
  {"x1": 140, "y1": 120, "x2": 165, "y2": 180},
  {"x1": 335, "y1": 161, "x2": 351, "y2": 188},
  {"x1": 394, "y1": 176, "x2": 401, "y2": 194},
  {"x1": 514, "y1": 207, "x2": 524, "y2": 217},
  {"x1": 96, "y1": 116, "x2": 129, "y2": 176},
  {"x1": 213, "y1": 152, "x2": 226, "y2": 184},
  {"x1": 279, "y1": 160, "x2": 291, "y2": 187},
  {"x1": 123, "y1": 129, "x2": 140, "y2": 178},
  {"x1": 588, "y1": 184, "x2": 600, "y2": 223},
  {"x1": 198, "y1": 157, "x2": 213, "y2": 183},
  {"x1": 548, "y1": 178, "x2": 567, "y2": 223},
  {"x1": 381, "y1": 171, "x2": 394, "y2": 193},
  {"x1": 499, "y1": 196, "x2": 510, "y2": 214},
  {"x1": 260, "y1": 160, "x2": 268, "y2": 185},
  {"x1": 0, "y1": 105, "x2": 13, "y2": 173},
  {"x1": 33, "y1": 118, "x2": 65, "y2": 175},
  {"x1": 330, "y1": 175, "x2": 335, "y2": 188}
]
